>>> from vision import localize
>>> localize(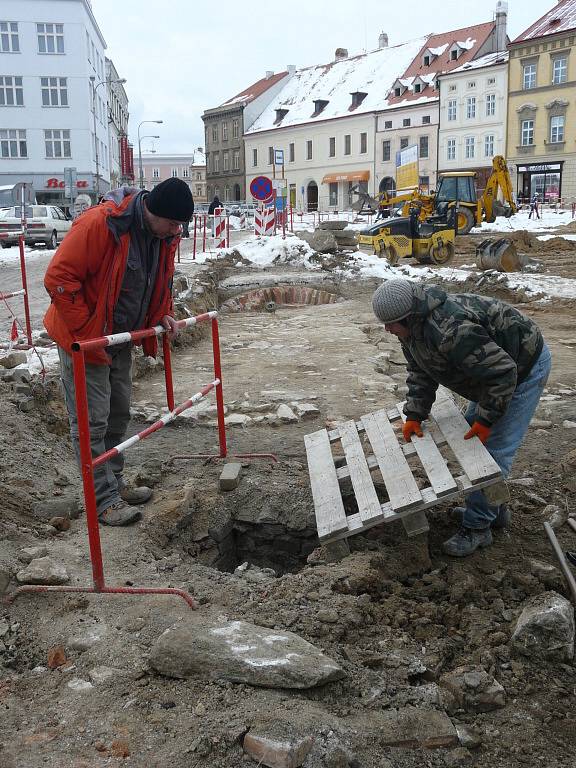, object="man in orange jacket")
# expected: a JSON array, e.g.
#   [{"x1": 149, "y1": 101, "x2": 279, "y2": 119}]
[{"x1": 44, "y1": 178, "x2": 194, "y2": 525}]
